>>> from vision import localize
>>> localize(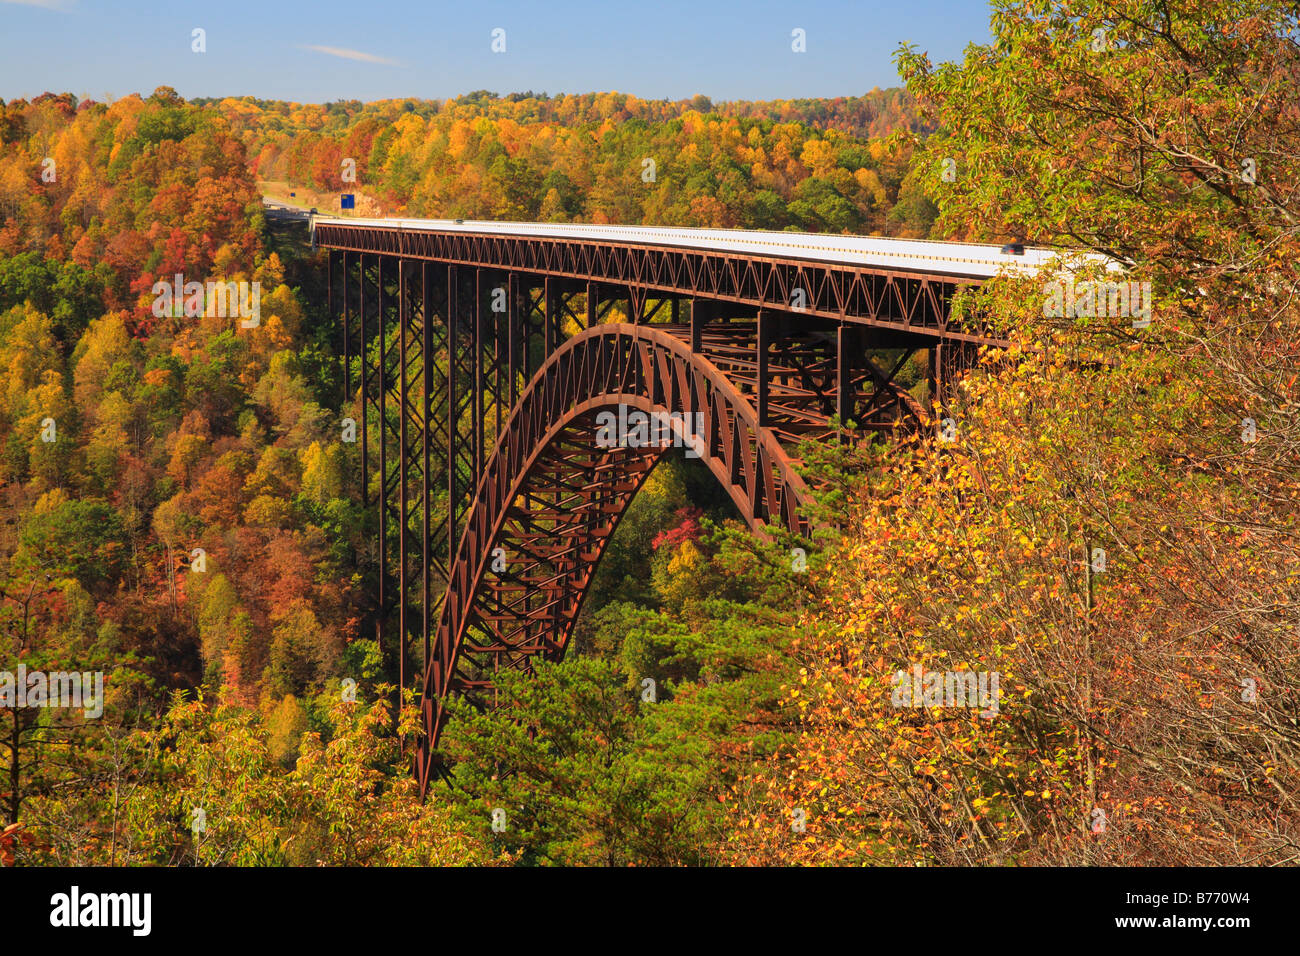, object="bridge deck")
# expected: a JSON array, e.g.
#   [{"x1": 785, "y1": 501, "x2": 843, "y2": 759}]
[{"x1": 313, "y1": 215, "x2": 1108, "y2": 280}]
